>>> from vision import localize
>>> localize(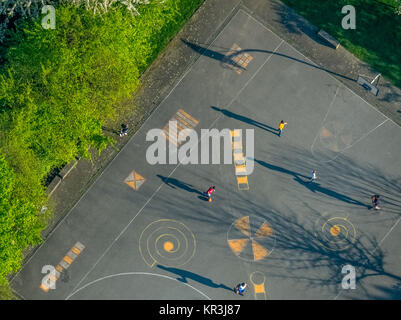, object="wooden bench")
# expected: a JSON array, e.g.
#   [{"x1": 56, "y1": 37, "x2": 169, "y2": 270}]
[{"x1": 318, "y1": 29, "x2": 340, "y2": 49}]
